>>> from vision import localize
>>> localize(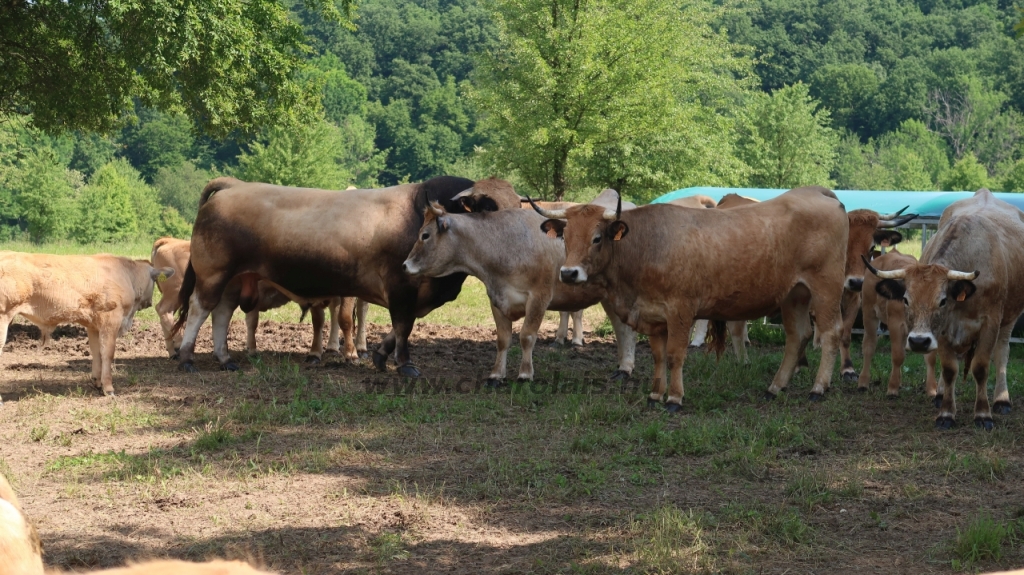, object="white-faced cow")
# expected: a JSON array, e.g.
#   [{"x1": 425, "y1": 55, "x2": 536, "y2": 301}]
[
  {"x1": 173, "y1": 176, "x2": 482, "y2": 377},
  {"x1": 534, "y1": 187, "x2": 849, "y2": 410},
  {"x1": 858, "y1": 248, "x2": 938, "y2": 397},
  {"x1": 152, "y1": 237, "x2": 366, "y2": 363},
  {"x1": 0, "y1": 253, "x2": 172, "y2": 399},
  {"x1": 867, "y1": 189, "x2": 1024, "y2": 430},
  {"x1": 403, "y1": 202, "x2": 618, "y2": 385}
]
